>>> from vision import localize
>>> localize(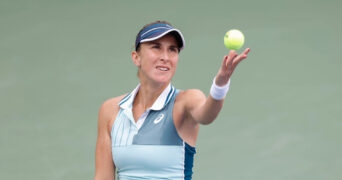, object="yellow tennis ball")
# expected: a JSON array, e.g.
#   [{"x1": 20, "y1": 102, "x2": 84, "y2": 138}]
[{"x1": 224, "y1": 29, "x2": 245, "y2": 50}]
